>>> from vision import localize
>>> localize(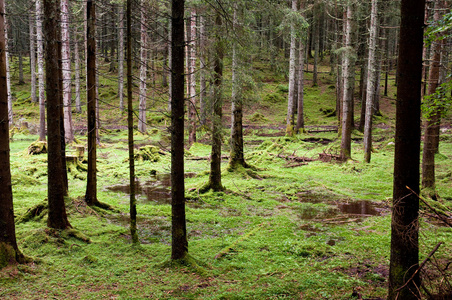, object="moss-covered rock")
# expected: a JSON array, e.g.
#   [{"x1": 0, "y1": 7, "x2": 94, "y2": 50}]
[
  {"x1": 28, "y1": 141, "x2": 47, "y2": 155},
  {"x1": 134, "y1": 145, "x2": 164, "y2": 162}
]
